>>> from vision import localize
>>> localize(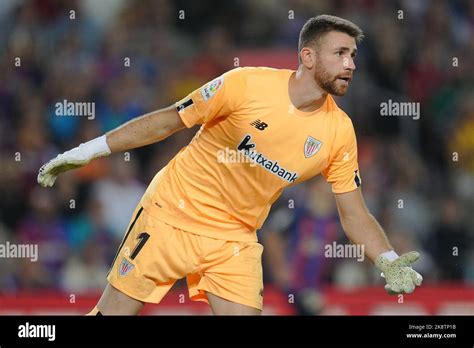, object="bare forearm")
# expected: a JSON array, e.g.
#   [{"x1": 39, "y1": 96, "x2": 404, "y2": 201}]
[
  {"x1": 342, "y1": 213, "x2": 392, "y2": 262},
  {"x1": 105, "y1": 105, "x2": 184, "y2": 153}
]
